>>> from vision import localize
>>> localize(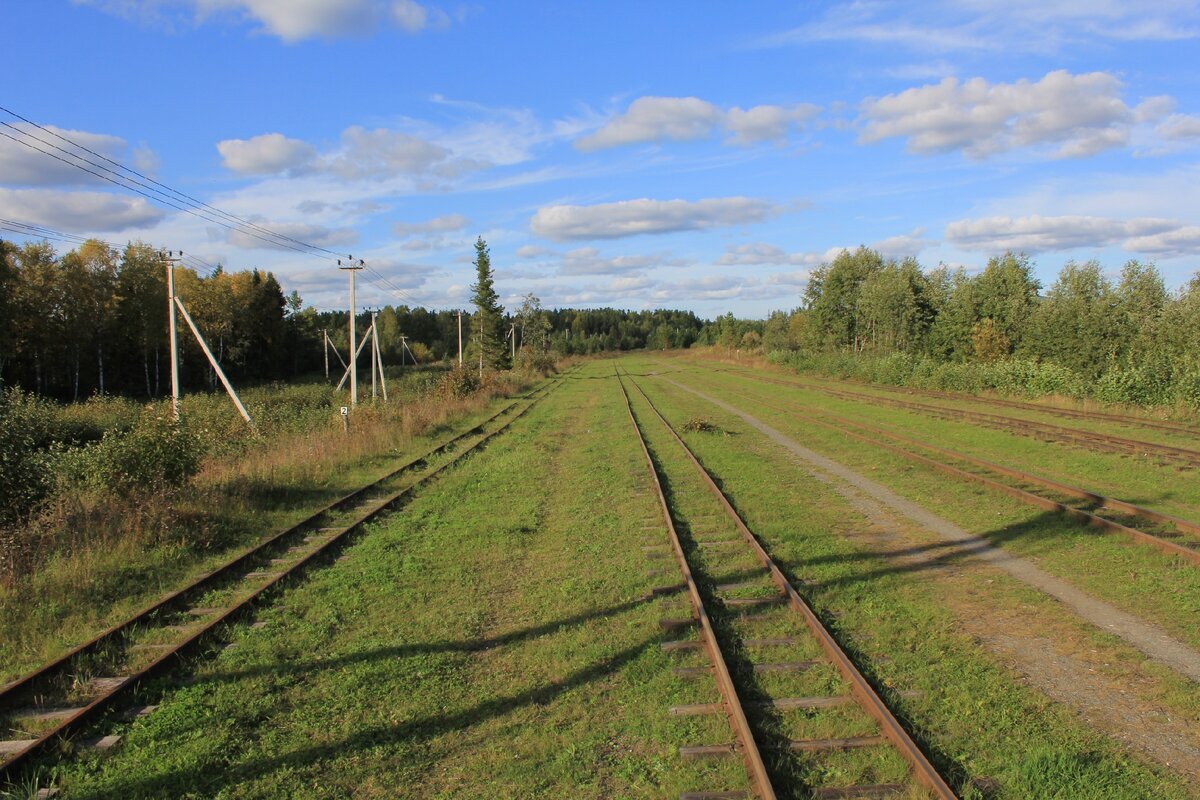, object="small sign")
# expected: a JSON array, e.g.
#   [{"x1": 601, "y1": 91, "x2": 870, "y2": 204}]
[{"x1": 340, "y1": 406, "x2": 349, "y2": 416}]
